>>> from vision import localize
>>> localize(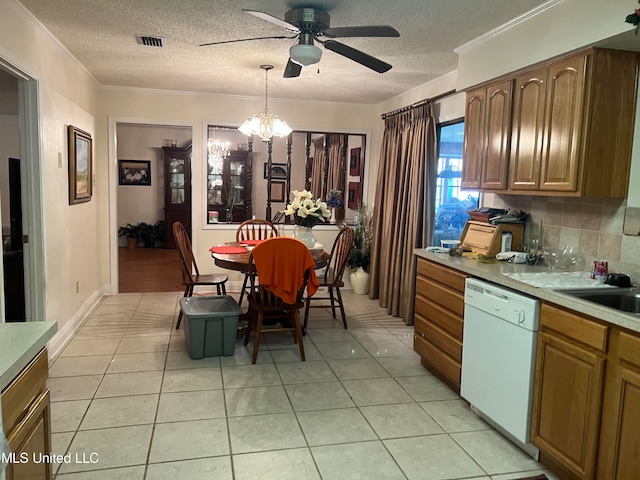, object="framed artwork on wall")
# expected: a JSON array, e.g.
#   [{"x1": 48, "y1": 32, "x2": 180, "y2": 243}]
[
  {"x1": 68, "y1": 125, "x2": 93, "y2": 204},
  {"x1": 263, "y1": 163, "x2": 287, "y2": 179},
  {"x1": 118, "y1": 160, "x2": 151, "y2": 186},
  {"x1": 348, "y1": 181, "x2": 360, "y2": 210},
  {"x1": 349, "y1": 147, "x2": 361, "y2": 177},
  {"x1": 270, "y1": 181, "x2": 286, "y2": 202}
]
